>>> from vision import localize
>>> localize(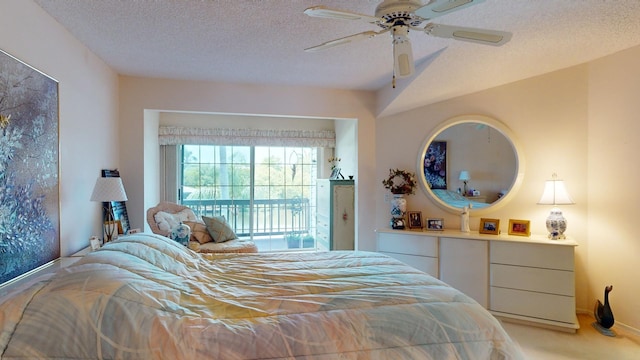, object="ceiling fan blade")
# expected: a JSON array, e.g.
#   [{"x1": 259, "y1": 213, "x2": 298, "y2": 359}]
[
  {"x1": 415, "y1": 0, "x2": 486, "y2": 20},
  {"x1": 424, "y1": 23, "x2": 512, "y2": 46},
  {"x1": 304, "y1": 30, "x2": 386, "y2": 52},
  {"x1": 304, "y1": 6, "x2": 382, "y2": 24}
]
